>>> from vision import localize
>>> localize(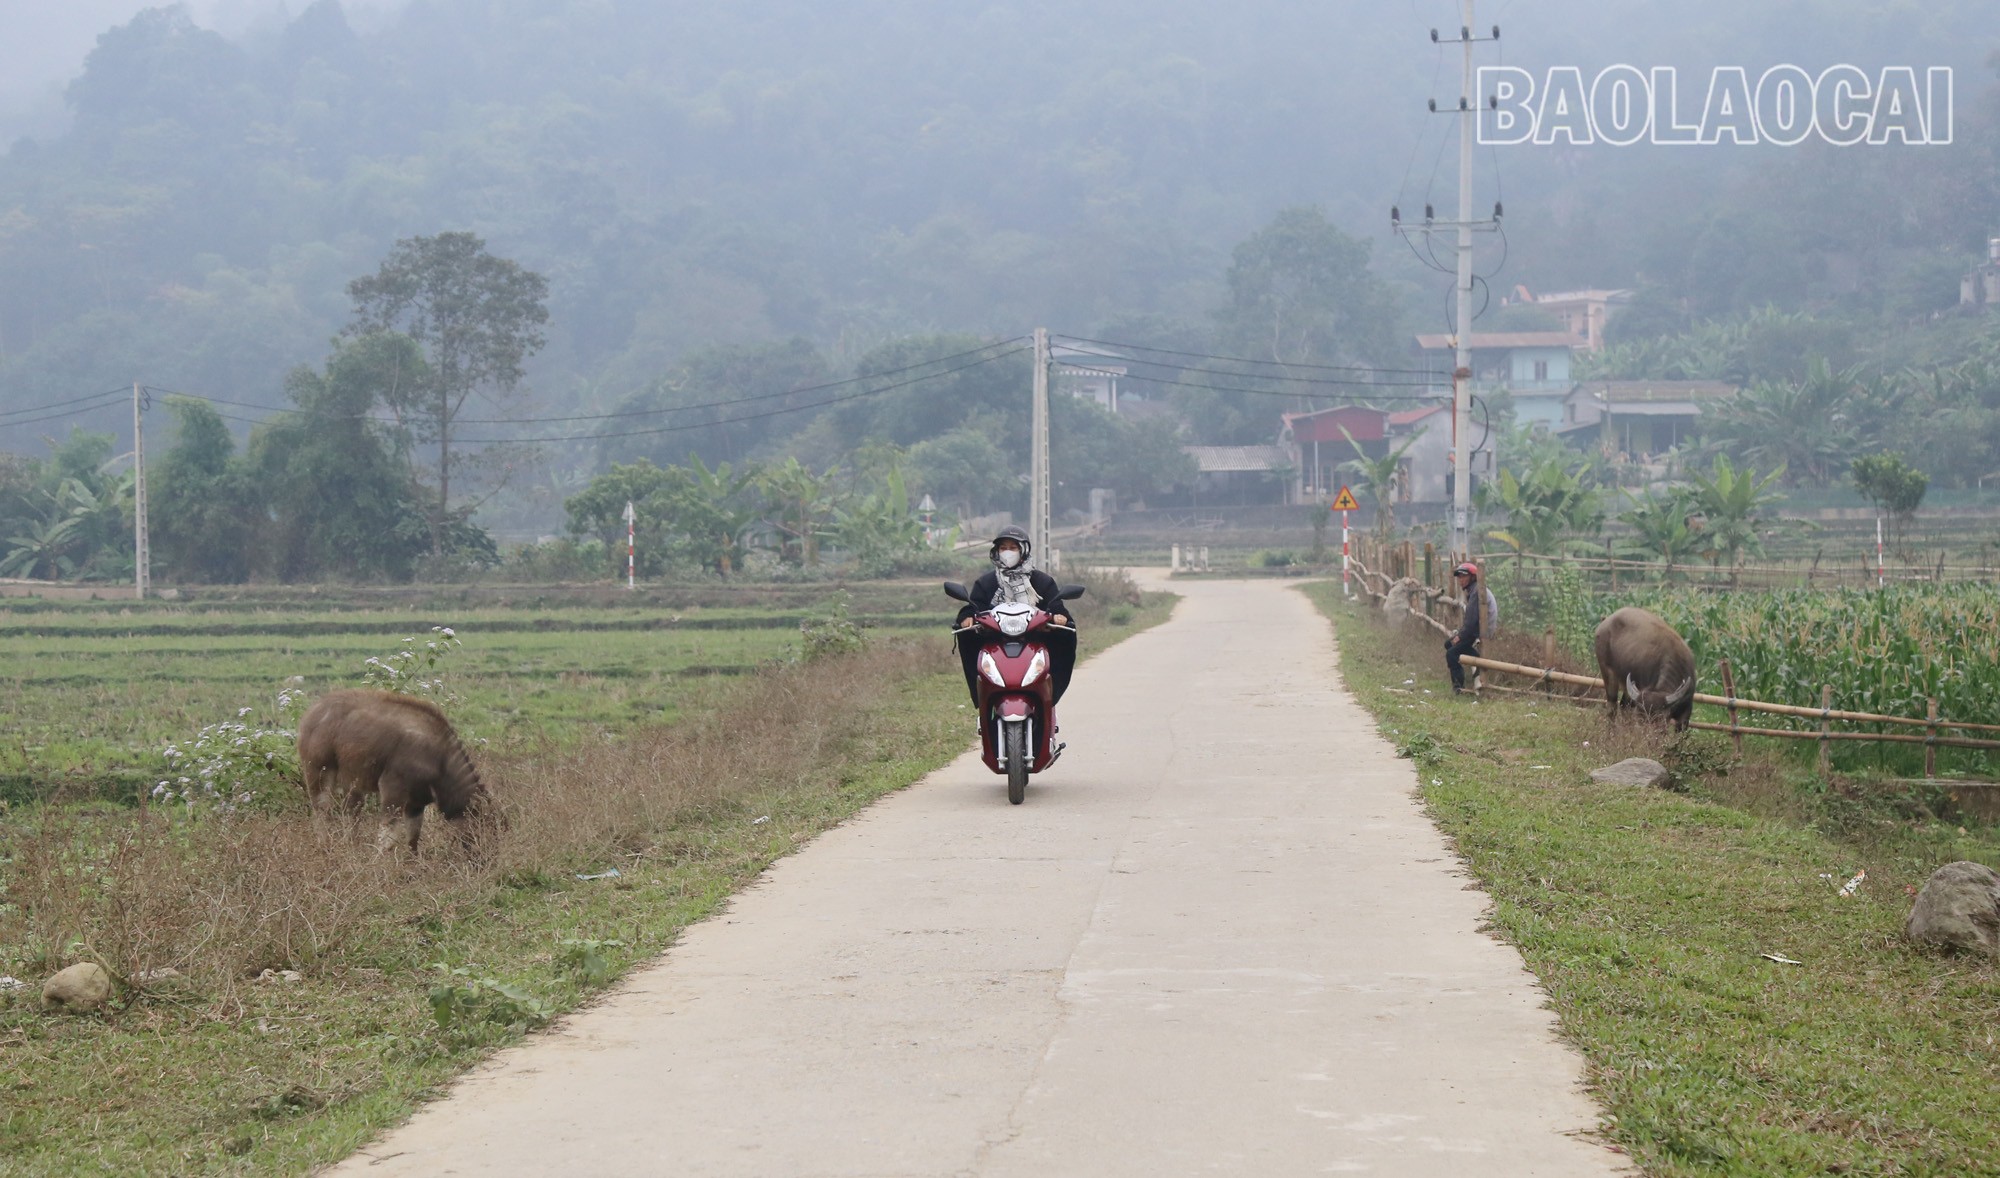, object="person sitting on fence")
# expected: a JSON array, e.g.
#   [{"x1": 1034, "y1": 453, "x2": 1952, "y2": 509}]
[{"x1": 1444, "y1": 562, "x2": 1499, "y2": 696}]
